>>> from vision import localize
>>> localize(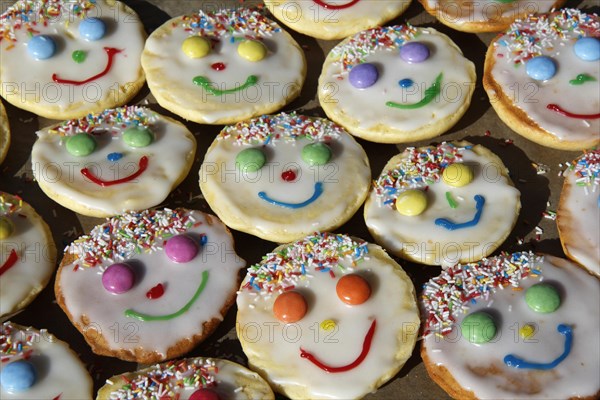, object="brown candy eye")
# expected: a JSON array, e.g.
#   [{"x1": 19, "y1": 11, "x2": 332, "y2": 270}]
[
  {"x1": 336, "y1": 274, "x2": 371, "y2": 305},
  {"x1": 273, "y1": 291, "x2": 307, "y2": 323}
]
